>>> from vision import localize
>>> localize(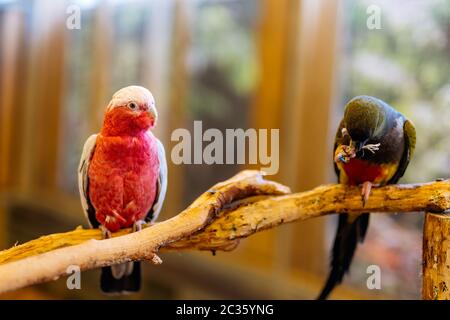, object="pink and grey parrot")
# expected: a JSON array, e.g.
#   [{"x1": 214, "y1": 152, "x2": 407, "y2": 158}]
[{"x1": 78, "y1": 85, "x2": 168, "y2": 294}]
